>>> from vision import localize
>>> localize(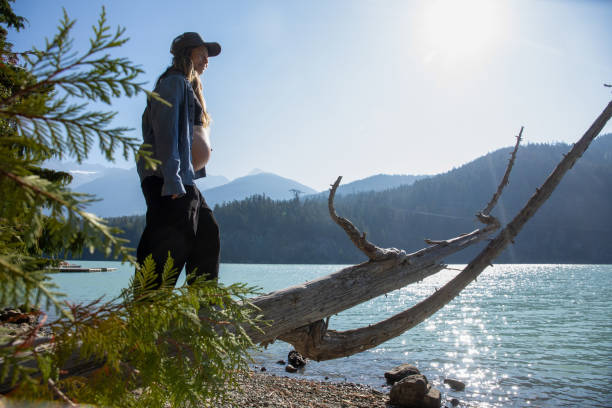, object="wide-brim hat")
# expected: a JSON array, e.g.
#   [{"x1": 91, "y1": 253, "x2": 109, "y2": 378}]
[{"x1": 170, "y1": 32, "x2": 221, "y2": 57}]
